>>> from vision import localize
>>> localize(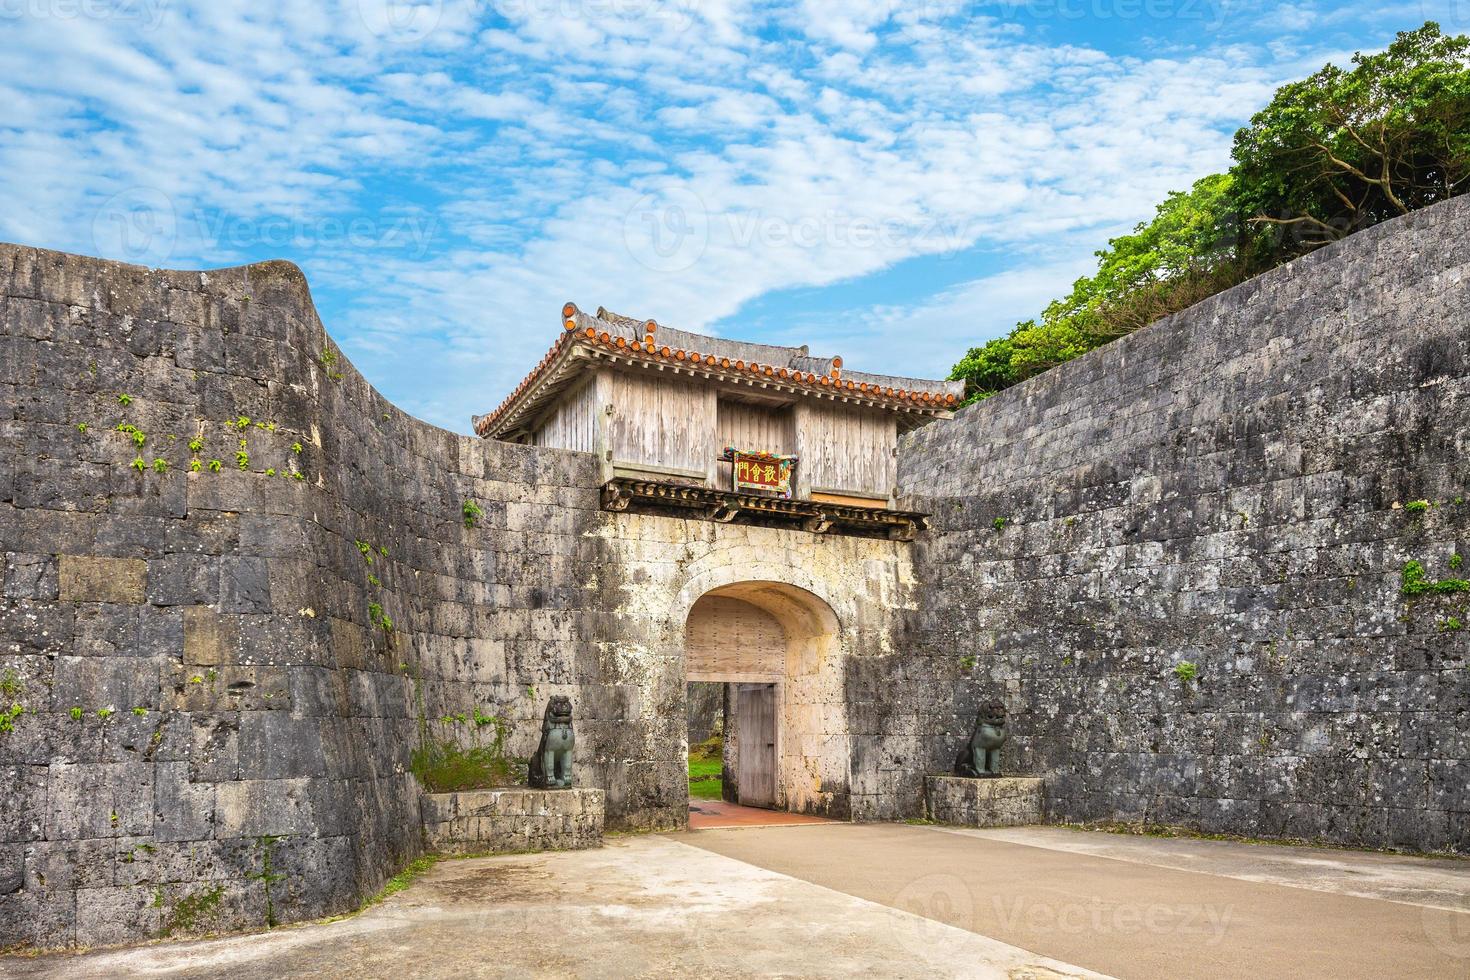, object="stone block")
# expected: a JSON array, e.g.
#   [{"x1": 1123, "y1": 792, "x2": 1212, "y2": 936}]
[
  {"x1": 925, "y1": 776, "x2": 1044, "y2": 828},
  {"x1": 419, "y1": 788, "x2": 604, "y2": 855},
  {"x1": 58, "y1": 555, "x2": 145, "y2": 604}
]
